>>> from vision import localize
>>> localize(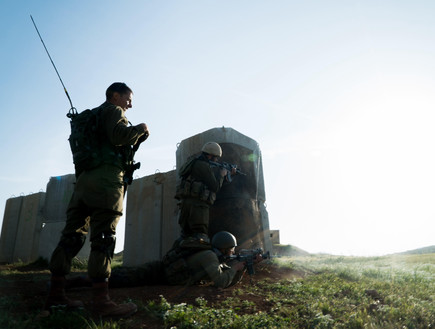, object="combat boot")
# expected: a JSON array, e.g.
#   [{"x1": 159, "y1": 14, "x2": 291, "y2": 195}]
[
  {"x1": 92, "y1": 281, "x2": 137, "y2": 318},
  {"x1": 44, "y1": 276, "x2": 84, "y2": 310},
  {"x1": 65, "y1": 275, "x2": 92, "y2": 289}
]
